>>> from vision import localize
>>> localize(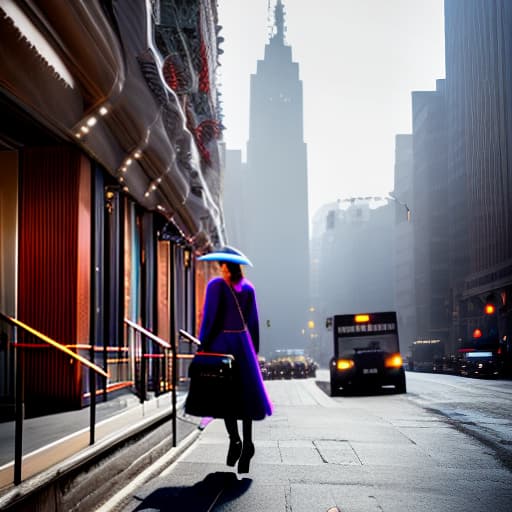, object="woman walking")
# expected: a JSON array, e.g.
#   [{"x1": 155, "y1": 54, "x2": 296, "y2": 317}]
[{"x1": 193, "y1": 246, "x2": 273, "y2": 473}]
